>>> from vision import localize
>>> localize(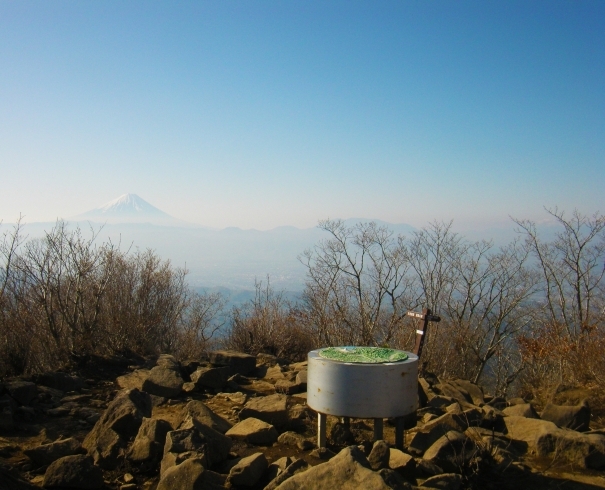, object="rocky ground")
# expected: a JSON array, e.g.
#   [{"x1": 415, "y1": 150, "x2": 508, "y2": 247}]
[{"x1": 1, "y1": 350, "x2": 605, "y2": 490}]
